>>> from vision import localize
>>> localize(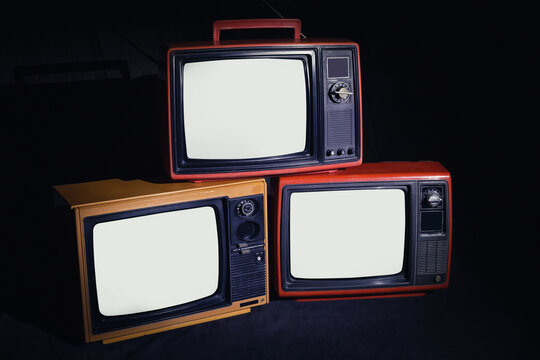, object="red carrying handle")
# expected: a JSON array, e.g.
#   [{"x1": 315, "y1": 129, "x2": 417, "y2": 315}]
[{"x1": 213, "y1": 19, "x2": 302, "y2": 42}]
